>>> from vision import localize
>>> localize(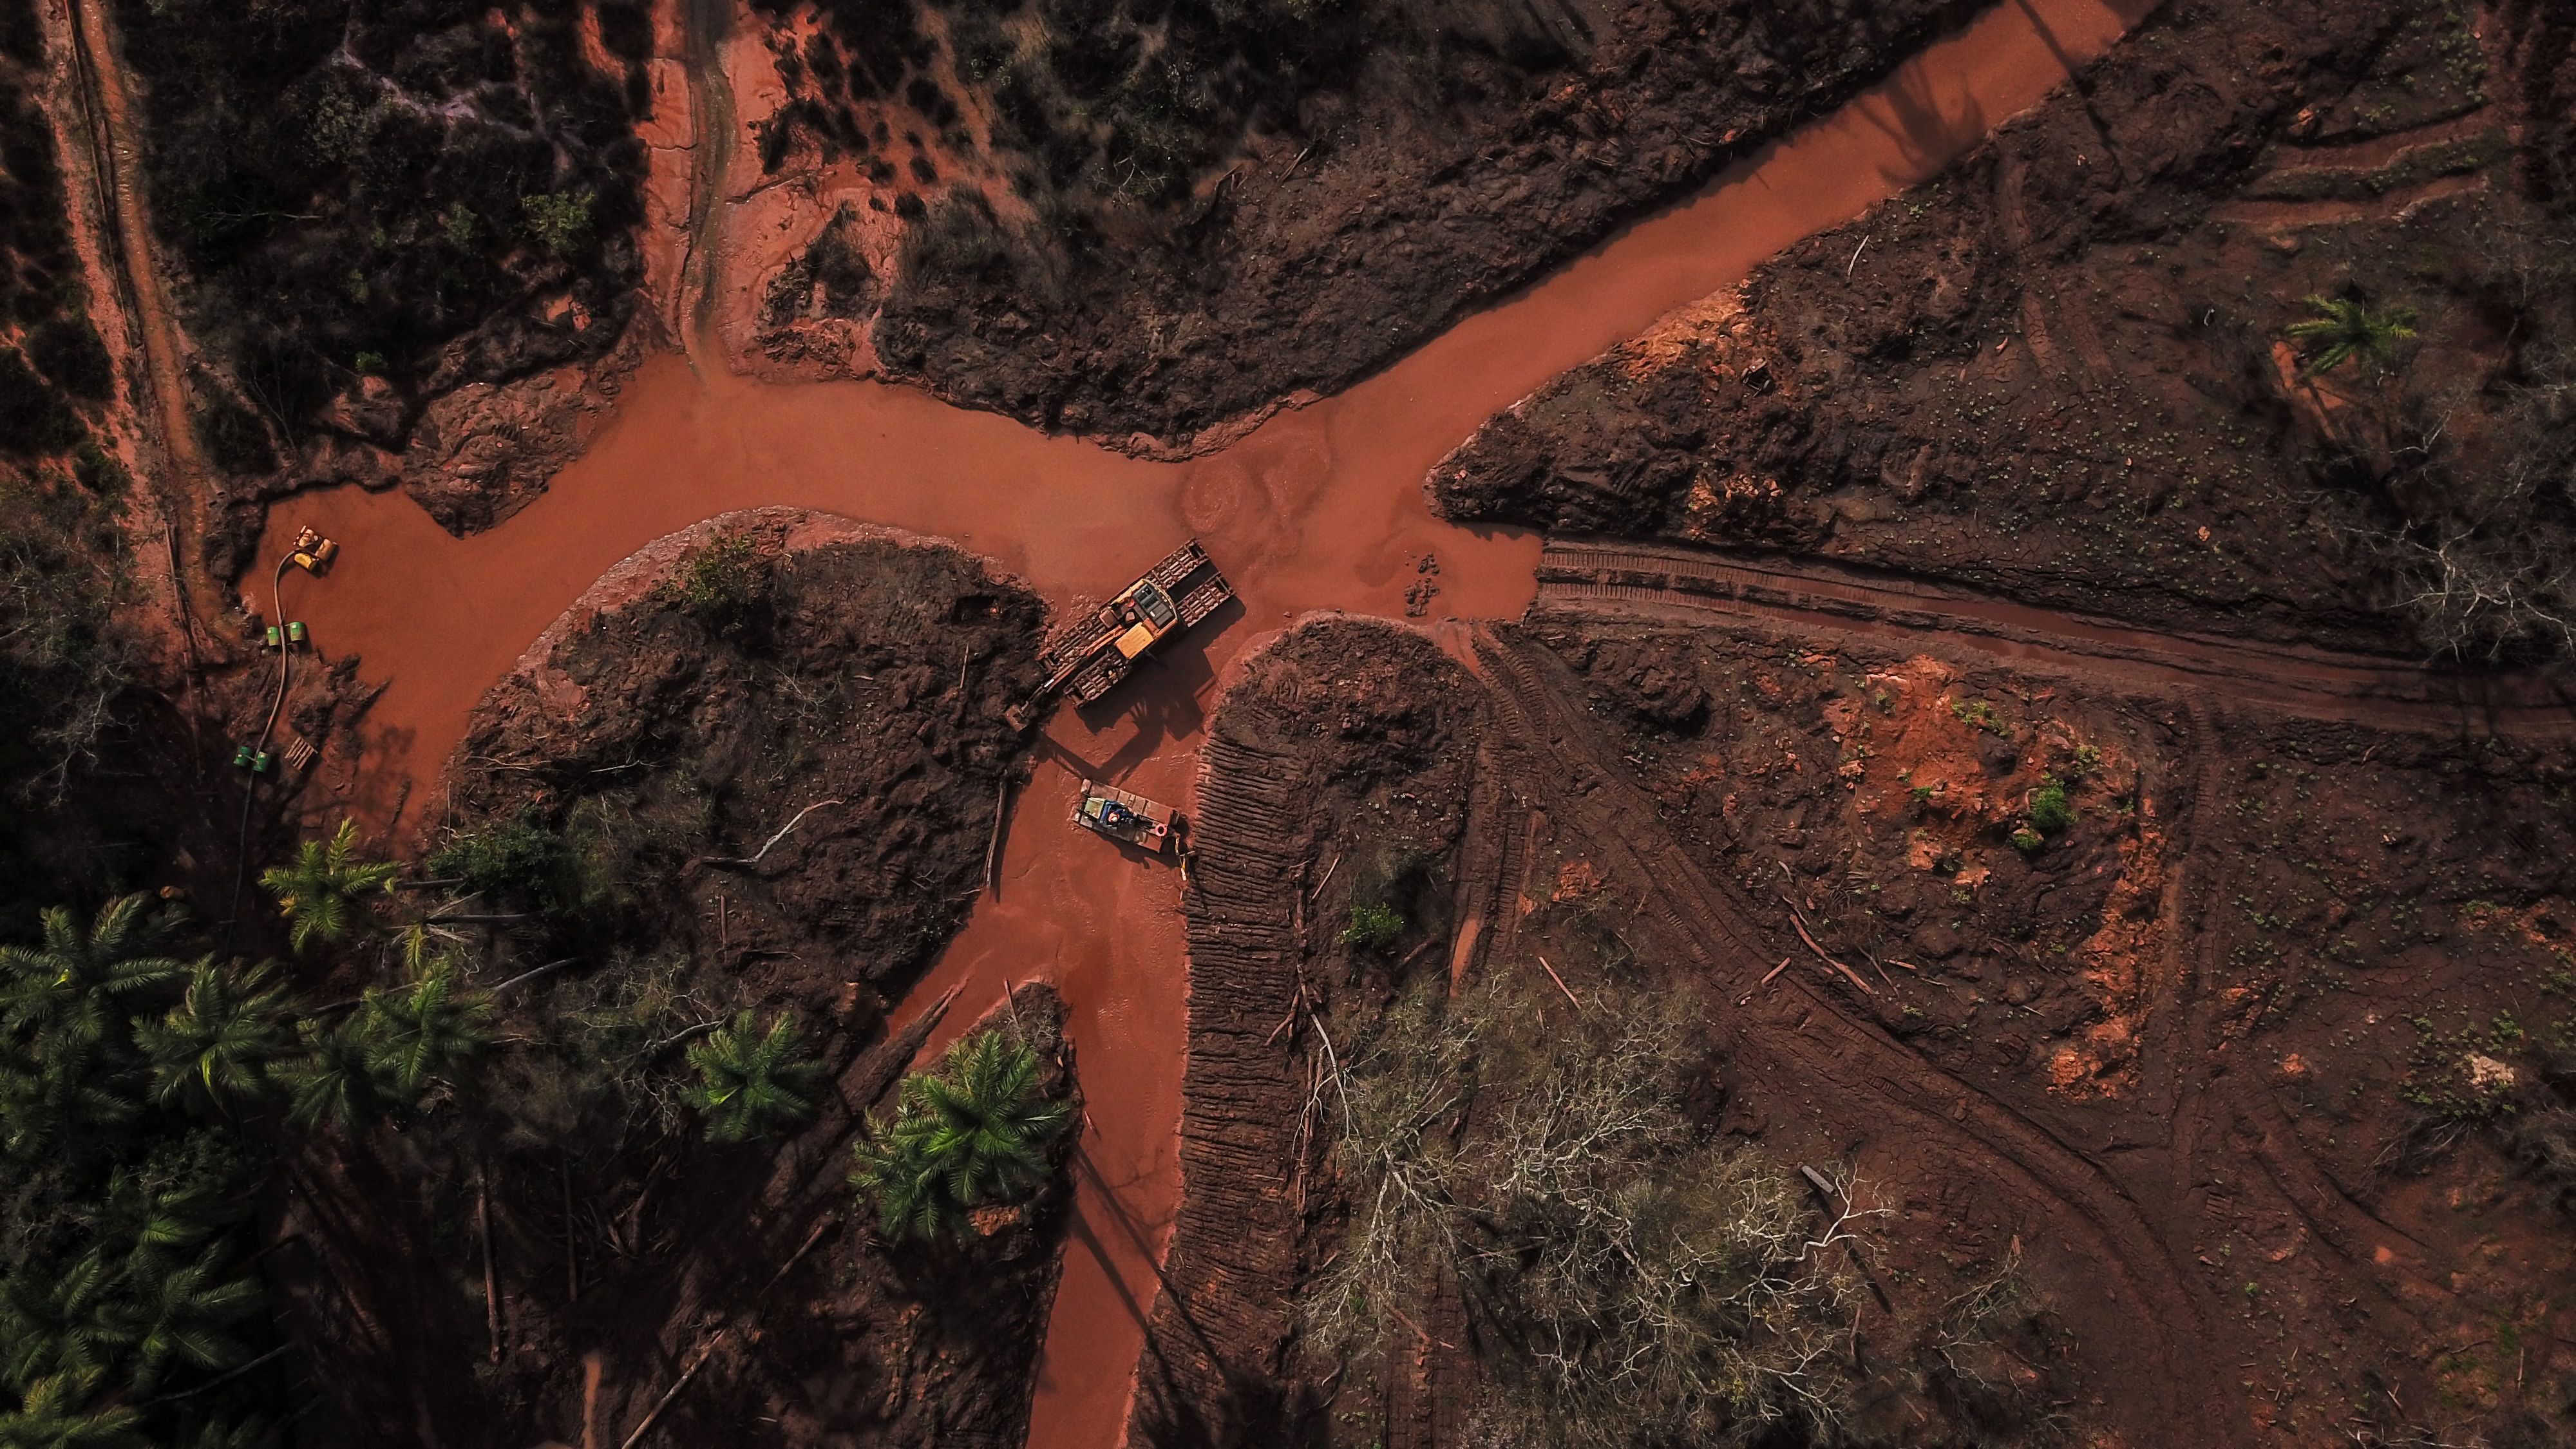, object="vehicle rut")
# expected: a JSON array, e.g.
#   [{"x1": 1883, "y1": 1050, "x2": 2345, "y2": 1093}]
[
  {"x1": 1536, "y1": 538, "x2": 2576, "y2": 736},
  {"x1": 1464, "y1": 625, "x2": 2237, "y2": 1448}
]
